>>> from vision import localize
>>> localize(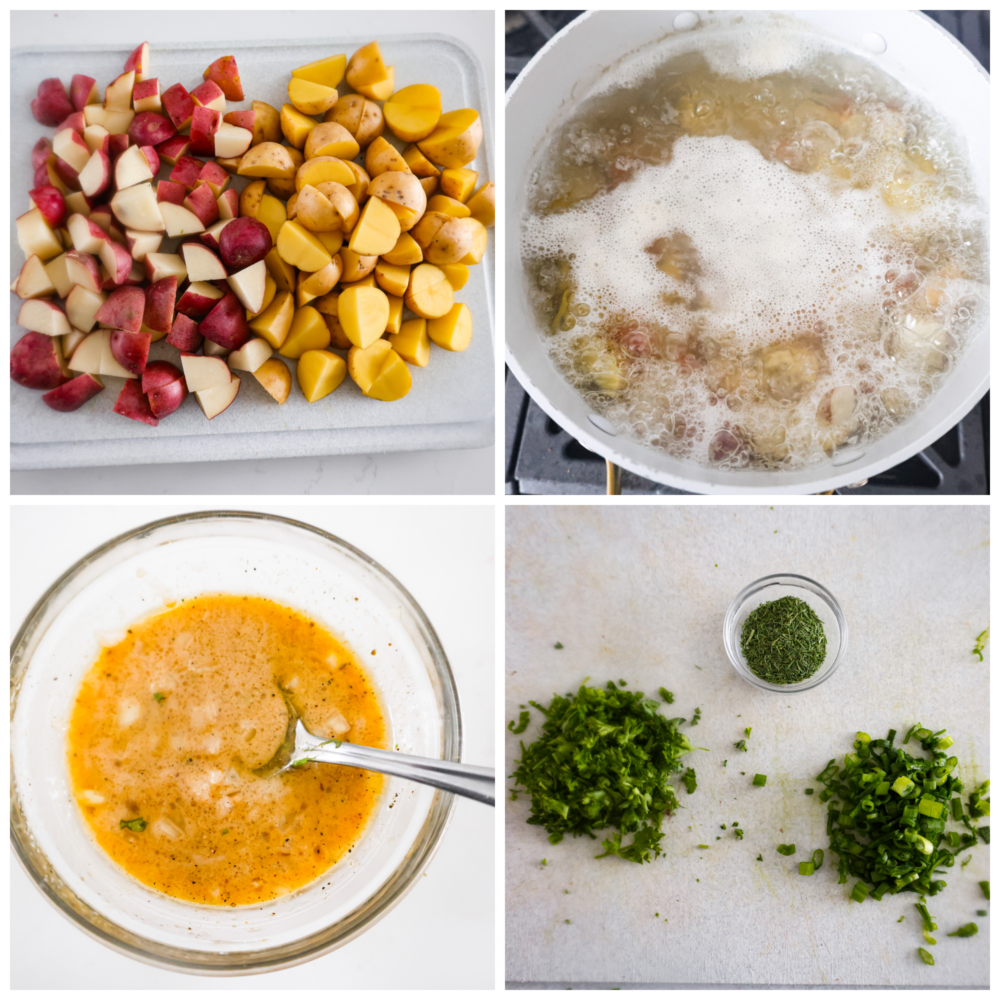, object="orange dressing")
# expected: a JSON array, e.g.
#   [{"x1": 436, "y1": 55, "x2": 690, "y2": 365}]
[{"x1": 67, "y1": 594, "x2": 386, "y2": 906}]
